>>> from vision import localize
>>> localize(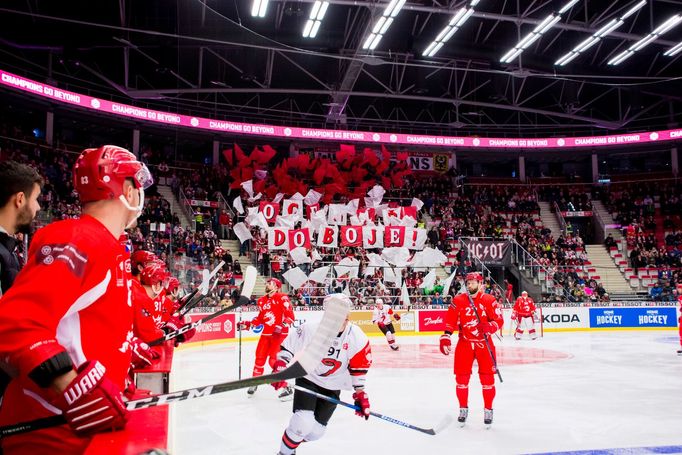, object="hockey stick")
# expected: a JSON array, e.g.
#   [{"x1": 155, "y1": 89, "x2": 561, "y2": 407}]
[
  {"x1": 150, "y1": 265, "x2": 256, "y2": 346},
  {"x1": 466, "y1": 294, "x2": 503, "y2": 383},
  {"x1": 0, "y1": 293, "x2": 351, "y2": 438},
  {"x1": 176, "y1": 261, "x2": 225, "y2": 316},
  {"x1": 294, "y1": 386, "x2": 453, "y2": 436},
  {"x1": 238, "y1": 309, "x2": 243, "y2": 380}
]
